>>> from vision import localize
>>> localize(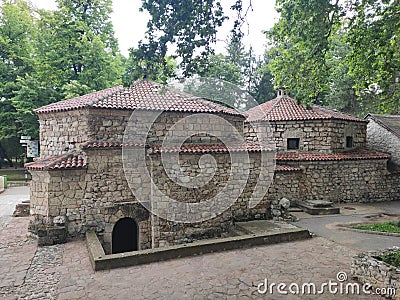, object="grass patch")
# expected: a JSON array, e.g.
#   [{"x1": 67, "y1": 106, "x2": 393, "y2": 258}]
[
  {"x1": 353, "y1": 221, "x2": 400, "y2": 234},
  {"x1": 0, "y1": 169, "x2": 30, "y2": 182},
  {"x1": 381, "y1": 250, "x2": 400, "y2": 268}
]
